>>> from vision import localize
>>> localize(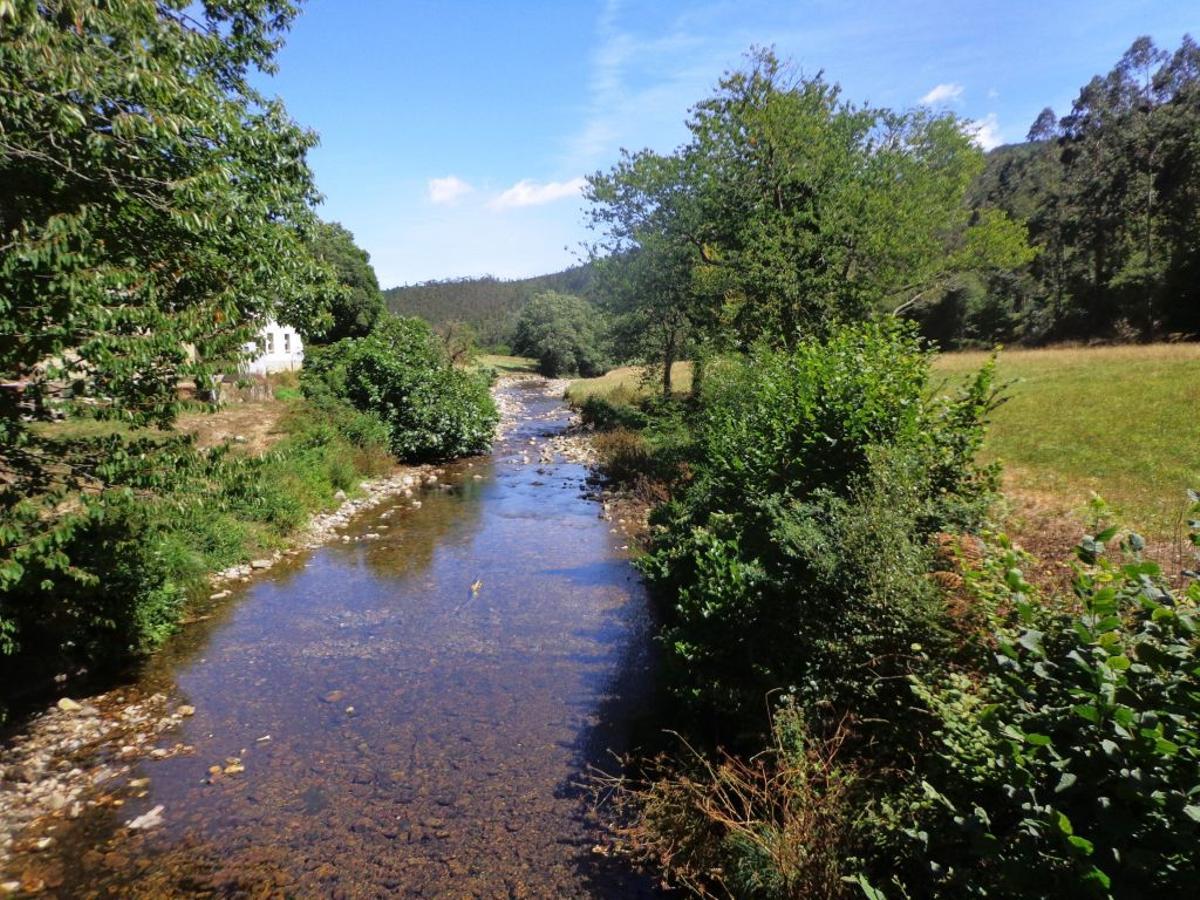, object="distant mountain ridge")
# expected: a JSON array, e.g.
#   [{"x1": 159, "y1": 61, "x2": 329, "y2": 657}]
[{"x1": 383, "y1": 263, "x2": 595, "y2": 349}]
